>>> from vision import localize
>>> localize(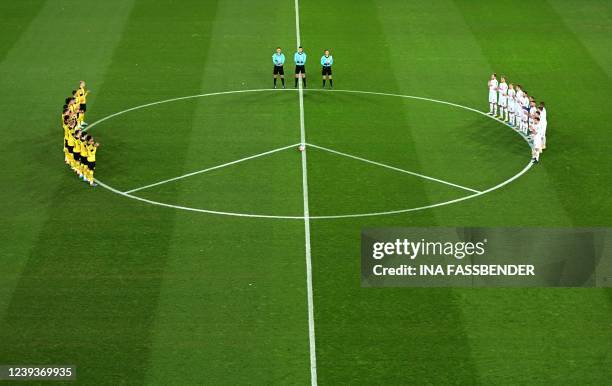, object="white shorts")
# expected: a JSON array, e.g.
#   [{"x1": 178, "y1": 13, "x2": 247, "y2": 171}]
[
  {"x1": 489, "y1": 91, "x2": 497, "y2": 104},
  {"x1": 498, "y1": 95, "x2": 507, "y2": 107},
  {"x1": 508, "y1": 100, "x2": 515, "y2": 113},
  {"x1": 533, "y1": 135, "x2": 543, "y2": 149}
]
